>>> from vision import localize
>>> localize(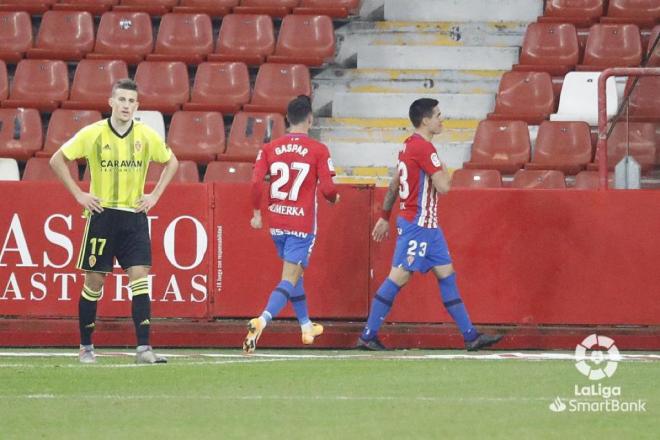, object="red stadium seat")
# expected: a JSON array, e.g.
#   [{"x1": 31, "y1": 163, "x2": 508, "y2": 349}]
[
  {"x1": 173, "y1": 0, "x2": 238, "y2": 15},
  {"x1": 0, "y1": 11, "x2": 32, "y2": 63},
  {"x1": 628, "y1": 76, "x2": 660, "y2": 121},
  {"x1": 243, "y1": 63, "x2": 311, "y2": 113},
  {"x1": 268, "y1": 15, "x2": 335, "y2": 66},
  {"x1": 233, "y1": 0, "x2": 299, "y2": 18},
  {"x1": 540, "y1": 0, "x2": 603, "y2": 26},
  {"x1": 487, "y1": 71, "x2": 555, "y2": 124},
  {"x1": 294, "y1": 0, "x2": 359, "y2": 18},
  {"x1": 184, "y1": 62, "x2": 250, "y2": 113},
  {"x1": 0, "y1": 0, "x2": 57, "y2": 14},
  {"x1": 167, "y1": 111, "x2": 225, "y2": 164},
  {"x1": 602, "y1": 0, "x2": 660, "y2": 27},
  {"x1": 38, "y1": 109, "x2": 103, "y2": 158},
  {"x1": 147, "y1": 13, "x2": 213, "y2": 64},
  {"x1": 63, "y1": 59, "x2": 129, "y2": 112},
  {"x1": 0, "y1": 60, "x2": 7, "y2": 101},
  {"x1": 146, "y1": 160, "x2": 200, "y2": 182},
  {"x1": 114, "y1": 0, "x2": 178, "y2": 15},
  {"x1": 512, "y1": 170, "x2": 566, "y2": 189},
  {"x1": 88, "y1": 11, "x2": 153, "y2": 64},
  {"x1": 223, "y1": 111, "x2": 285, "y2": 162},
  {"x1": 208, "y1": 14, "x2": 275, "y2": 66},
  {"x1": 53, "y1": 0, "x2": 118, "y2": 15},
  {"x1": 464, "y1": 120, "x2": 531, "y2": 174},
  {"x1": 134, "y1": 61, "x2": 190, "y2": 113},
  {"x1": 450, "y1": 169, "x2": 502, "y2": 188},
  {"x1": 597, "y1": 122, "x2": 657, "y2": 171},
  {"x1": 526, "y1": 121, "x2": 593, "y2": 175},
  {"x1": 27, "y1": 11, "x2": 94, "y2": 61},
  {"x1": 573, "y1": 170, "x2": 613, "y2": 189},
  {"x1": 513, "y1": 23, "x2": 579, "y2": 76},
  {"x1": 204, "y1": 161, "x2": 253, "y2": 182},
  {"x1": 579, "y1": 24, "x2": 642, "y2": 70},
  {"x1": 0, "y1": 108, "x2": 43, "y2": 160},
  {"x1": 3, "y1": 59, "x2": 69, "y2": 112},
  {"x1": 23, "y1": 157, "x2": 79, "y2": 181}
]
